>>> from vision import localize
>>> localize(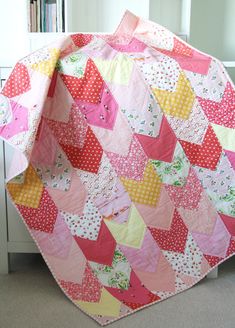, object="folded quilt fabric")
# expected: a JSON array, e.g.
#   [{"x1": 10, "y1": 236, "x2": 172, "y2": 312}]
[{"x1": 1, "y1": 10, "x2": 235, "y2": 326}]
